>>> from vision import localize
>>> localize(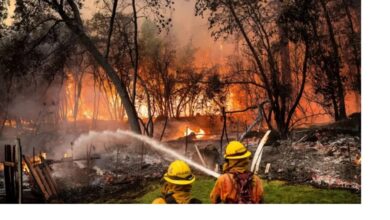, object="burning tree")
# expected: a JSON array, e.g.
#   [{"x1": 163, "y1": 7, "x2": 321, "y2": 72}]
[
  {"x1": 36, "y1": 0, "x2": 175, "y2": 134},
  {"x1": 194, "y1": 0, "x2": 360, "y2": 137},
  {"x1": 195, "y1": 0, "x2": 310, "y2": 138},
  {"x1": 0, "y1": 0, "x2": 360, "y2": 140}
]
